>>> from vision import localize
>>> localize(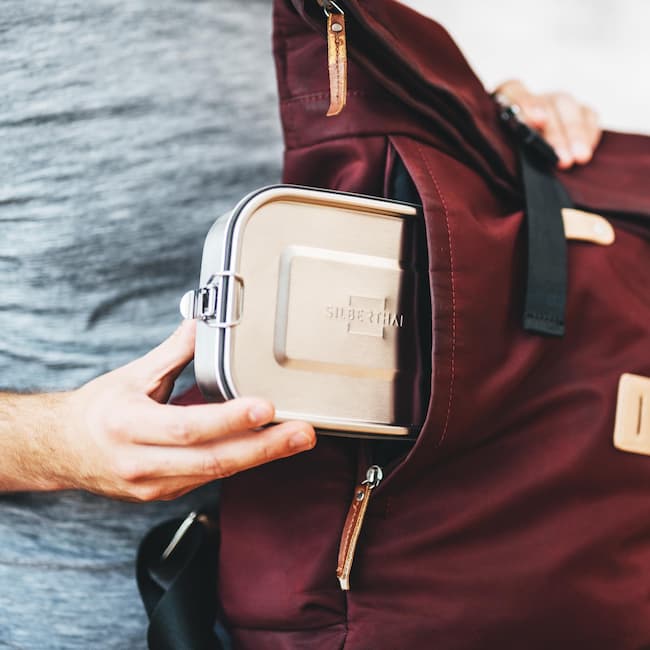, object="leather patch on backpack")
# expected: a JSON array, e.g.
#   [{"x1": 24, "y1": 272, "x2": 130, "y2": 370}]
[{"x1": 614, "y1": 373, "x2": 650, "y2": 456}]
